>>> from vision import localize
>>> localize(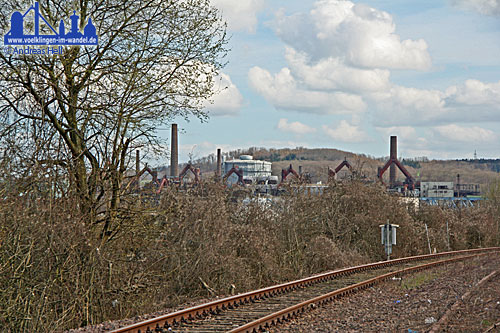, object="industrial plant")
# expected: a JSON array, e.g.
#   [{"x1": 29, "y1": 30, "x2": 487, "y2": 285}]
[
  {"x1": 132, "y1": 124, "x2": 484, "y2": 208},
  {"x1": 223, "y1": 155, "x2": 272, "y2": 185}
]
